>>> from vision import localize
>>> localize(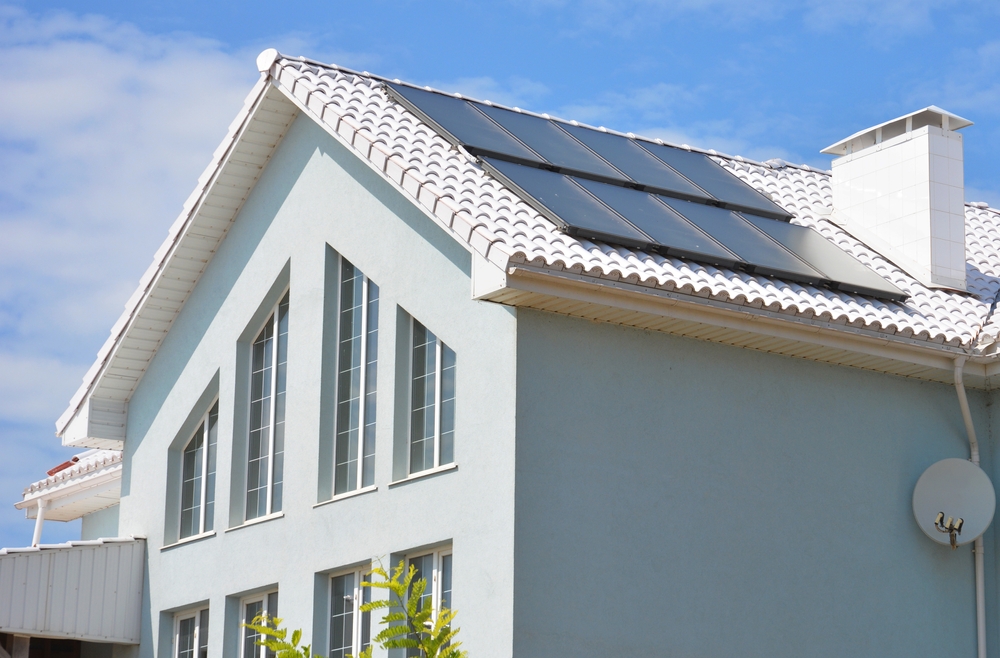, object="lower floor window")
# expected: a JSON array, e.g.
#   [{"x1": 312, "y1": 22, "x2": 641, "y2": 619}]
[
  {"x1": 406, "y1": 548, "x2": 452, "y2": 657},
  {"x1": 330, "y1": 570, "x2": 372, "y2": 658},
  {"x1": 175, "y1": 608, "x2": 208, "y2": 658},
  {"x1": 242, "y1": 591, "x2": 278, "y2": 658}
]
